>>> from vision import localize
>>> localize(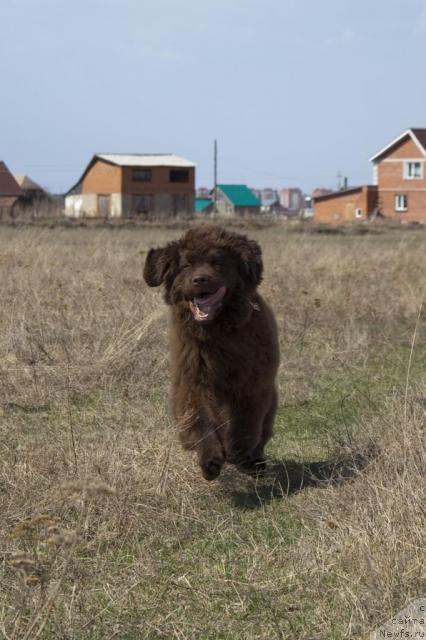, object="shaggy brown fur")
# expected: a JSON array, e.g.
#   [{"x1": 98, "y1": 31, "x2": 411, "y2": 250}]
[{"x1": 143, "y1": 225, "x2": 279, "y2": 480}]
